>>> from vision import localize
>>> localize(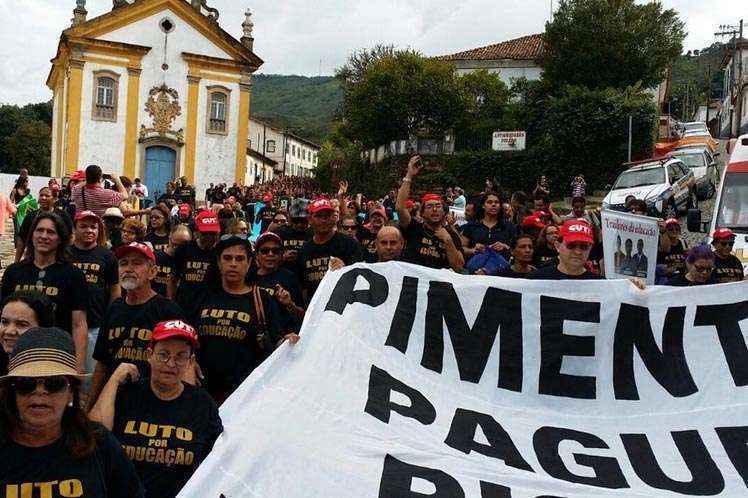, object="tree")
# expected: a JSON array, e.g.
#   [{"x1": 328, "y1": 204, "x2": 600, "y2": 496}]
[
  {"x1": 340, "y1": 51, "x2": 463, "y2": 148},
  {"x1": 454, "y1": 70, "x2": 509, "y2": 145},
  {"x1": 543, "y1": 0, "x2": 686, "y2": 90},
  {"x1": 336, "y1": 45, "x2": 398, "y2": 88},
  {"x1": 4, "y1": 120, "x2": 51, "y2": 176}
]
